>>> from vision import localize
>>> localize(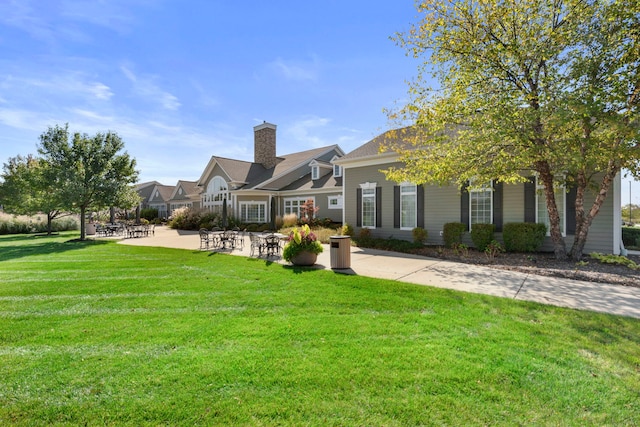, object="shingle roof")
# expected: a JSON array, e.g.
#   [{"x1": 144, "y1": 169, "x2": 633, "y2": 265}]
[
  {"x1": 340, "y1": 127, "x2": 419, "y2": 161},
  {"x1": 214, "y1": 145, "x2": 341, "y2": 189},
  {"x1": 280, "y1": 172, "x2": 342, "y2": 192}
]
